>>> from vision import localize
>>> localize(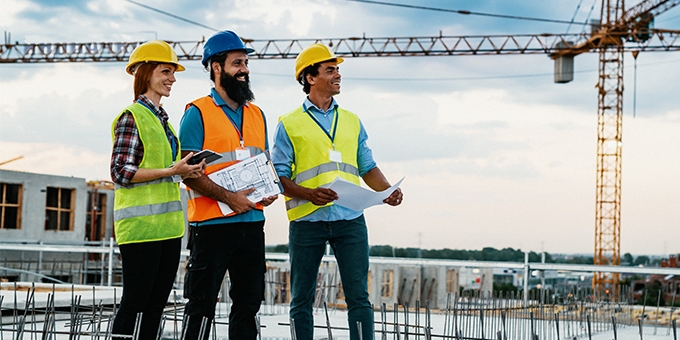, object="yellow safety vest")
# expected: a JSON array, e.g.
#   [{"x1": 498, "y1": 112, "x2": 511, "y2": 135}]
[
  {"x1": 111, "y1": 102, "x2": 185, "y2": 245},
  {"x1": 279, "y1": 105, "x2": 361, "y2": 221}
]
